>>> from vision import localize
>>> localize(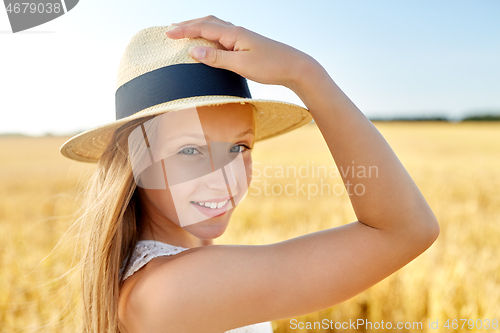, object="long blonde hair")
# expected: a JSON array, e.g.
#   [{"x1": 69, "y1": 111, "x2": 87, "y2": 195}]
[{"x1": 67, "y1": 117, "x2": 156, "y2": 333}]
